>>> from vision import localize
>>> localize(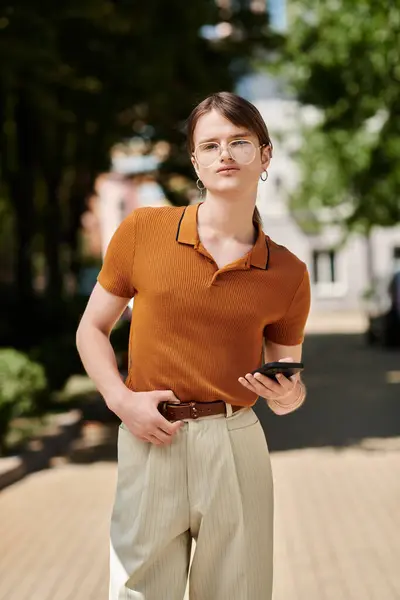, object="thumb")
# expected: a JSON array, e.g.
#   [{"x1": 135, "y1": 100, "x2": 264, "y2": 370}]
[
  {"x1": 279, "y1": 357, "x2": 293, "y2": 362},
  {"x1": 157, "y1": 390, "x2": 180, "y2": 404}
]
